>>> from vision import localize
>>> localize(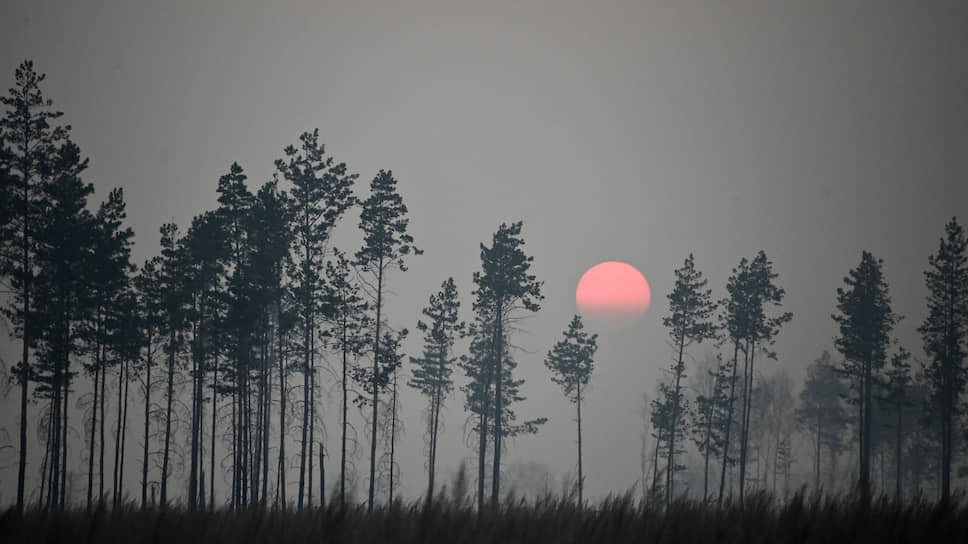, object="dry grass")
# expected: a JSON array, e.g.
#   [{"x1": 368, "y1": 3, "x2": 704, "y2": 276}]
[{"x1": 2, "y1": 489, "x2": 967, "y2": 543}]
